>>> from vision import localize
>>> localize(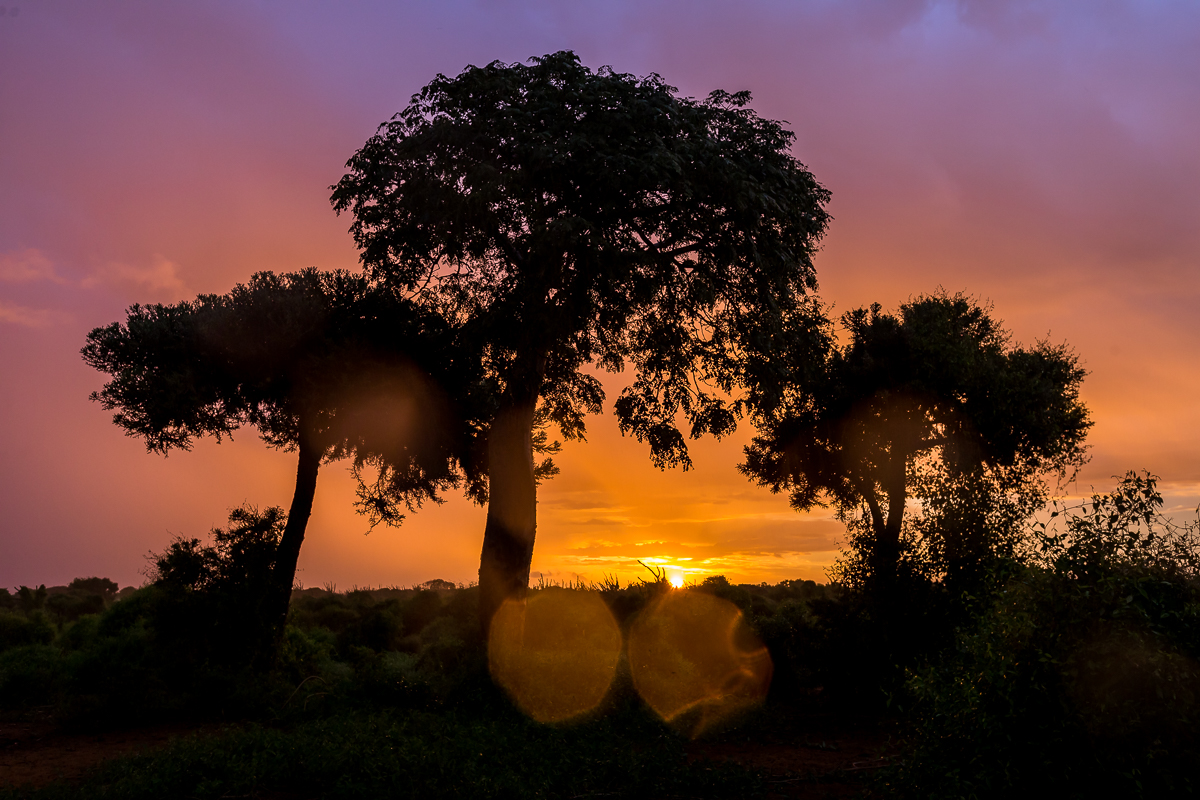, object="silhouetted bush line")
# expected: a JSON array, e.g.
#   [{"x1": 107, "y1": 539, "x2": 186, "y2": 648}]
[
  {"x1": 3, "y1": 473, "x2": 1198, "y2": 797},
  {"x1": 0, "y1": 574, "x2": 766, "y2": 798},
  {"x1": 879, "y1": 472, "x2": 1200, "y2": 799}
]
